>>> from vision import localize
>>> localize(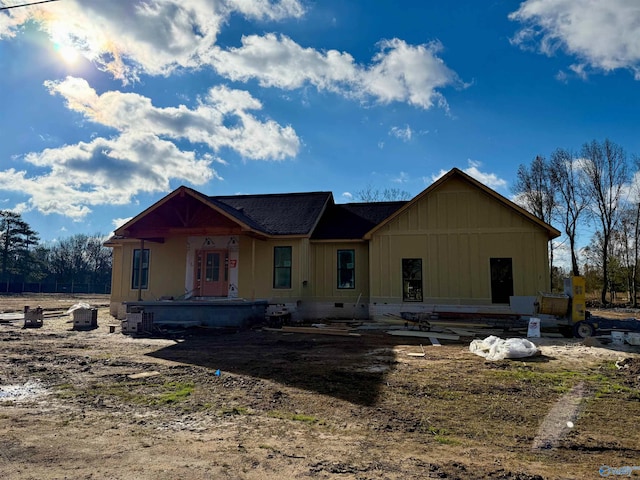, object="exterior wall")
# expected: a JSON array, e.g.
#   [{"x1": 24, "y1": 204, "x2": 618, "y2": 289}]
[
  {"x1": 109, "y1": 245, "x2": 124, "y2": 316},
  {"x1": 369, "y1": 176, "x2": 550, "y2": 308},
  {"x1": 304, "y1": 241, "x2": 370, "y2": 319},
  {"x1": 236, "y1": 236, "x2": 308, "y2": 303},
  {"x1": 234, "y1": 238, "x2": 371, "y2": 320},
  {"x1": 108, "y1": 236, "x2": 188, "y2": 315}
]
